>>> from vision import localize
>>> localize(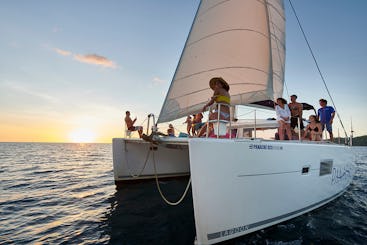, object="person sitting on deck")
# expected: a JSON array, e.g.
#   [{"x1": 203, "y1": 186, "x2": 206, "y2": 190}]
[
  {"x1": 124, "y1": 111, "x2": 143, "y2": 138},
  {"x1": 304, "y1": 115, "x2": 322, "y2": 141},
  {"x1": 192, "y1": 113, "x2": 204, "y2": 136},
  {"x1": 197, "y1": 77, "x2": 231, "y2": 137},
  {"x1": 167, "y1": 124, "x2": 175, "y2": 137},
  {"x1": 275, "y1": 97, "x2": 292, "y2": 140}
]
